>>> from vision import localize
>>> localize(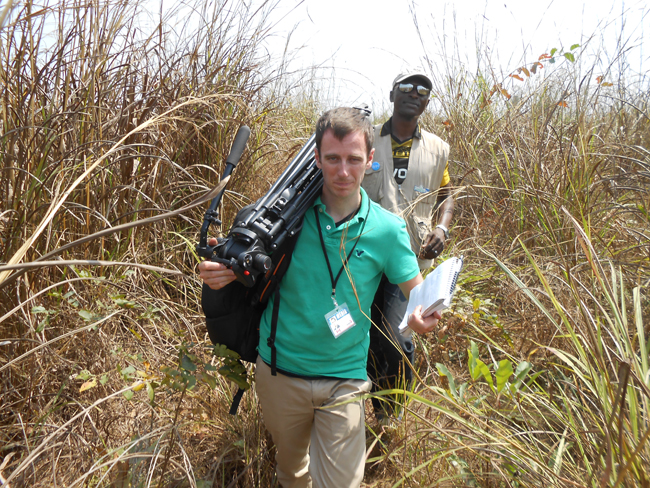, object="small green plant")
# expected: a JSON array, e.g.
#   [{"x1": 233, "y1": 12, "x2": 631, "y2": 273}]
[
  {"x1": 75, "y1": 369, "x2": 109, "y2": 393},
  {"x1": 30, "y1": 305, "x2": 56, "y2": 332},
  {"x1": 436, "y1": 340, "x2": 534, "y2": 405},
  {"x1": 212, "y1": 344, "x2": 251, "y2": 391},
  {"x1": 159, "y1": 342, "x2": 226, "y2": 395}
]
